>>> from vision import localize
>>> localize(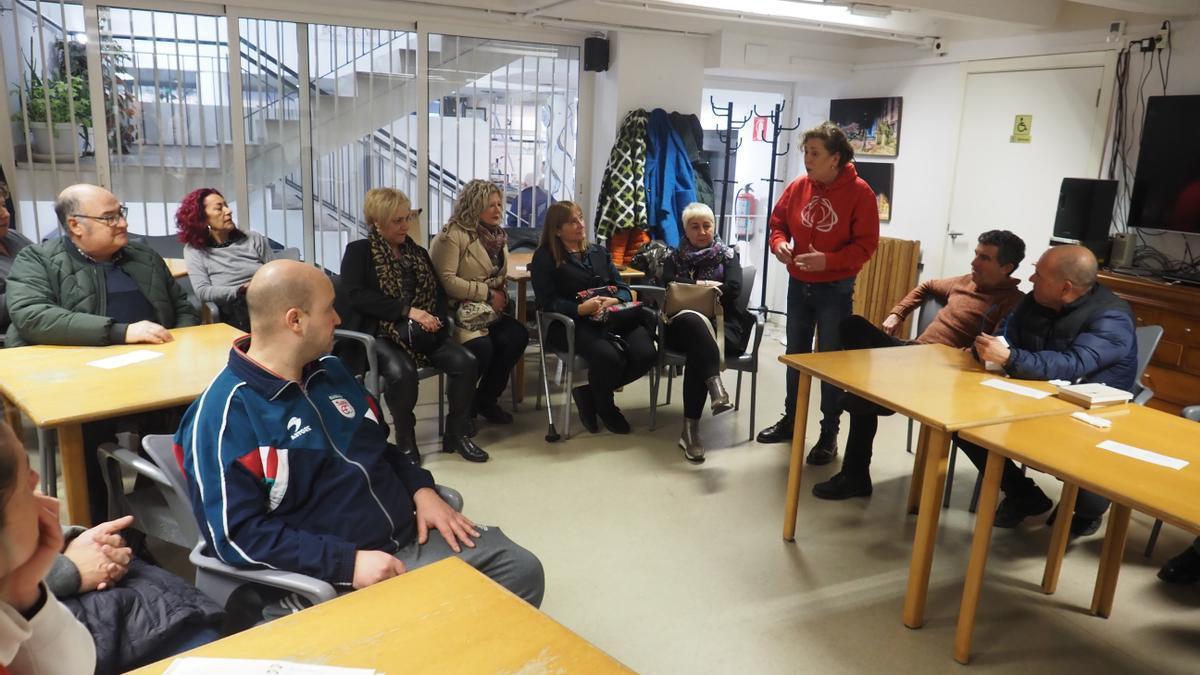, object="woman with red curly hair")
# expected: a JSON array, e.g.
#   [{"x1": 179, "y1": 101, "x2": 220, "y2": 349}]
[{"x1": 177, "y1": 188, "x2": 273, "y2": 331}]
